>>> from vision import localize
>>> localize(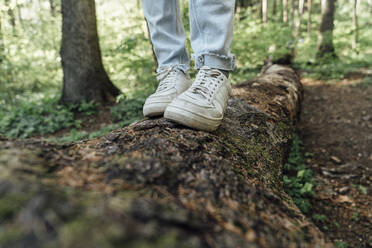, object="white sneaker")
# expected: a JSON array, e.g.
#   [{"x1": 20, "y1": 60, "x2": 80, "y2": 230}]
[
  {"x1": 164, "y1": 66, "x2": 231, "y2": 131},
  {"x1": 143, "y1": 66, "x2": 192, "y2": 117}
]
